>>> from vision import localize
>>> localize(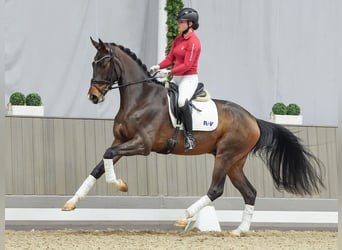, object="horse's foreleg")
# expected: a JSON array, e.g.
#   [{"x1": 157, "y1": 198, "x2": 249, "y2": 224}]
[
  {"x1": 103, "y1": 158, "x2": 128, "y2": 192},
  {"x1": 63, "y1": 136, "x2": 149, "y2": 211},
  {"x1": 62, "y1": 156, "x2": 123, "y2": 211},
  {"x1": 62, "y1": 160, "x2": 104, "y2": 211},
  {"x1": 102, "y1": 136, "x2": 149, "y2": 191},
  {"x1": 62, "y1": 175, "x2": 96, "y2": 211},
  {"x1": 227, "y1": 163, "x2": 257, "y2": 237}
]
